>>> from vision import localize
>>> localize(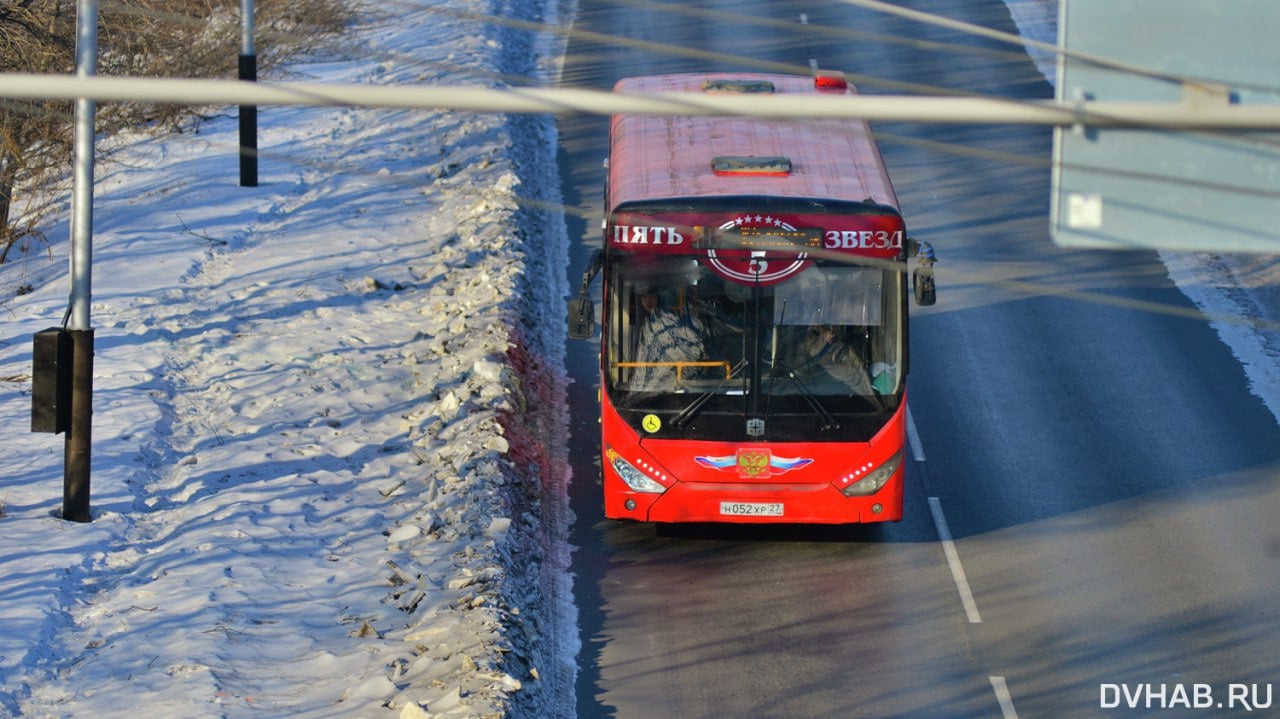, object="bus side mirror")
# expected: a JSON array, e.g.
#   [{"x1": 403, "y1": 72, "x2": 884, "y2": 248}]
[
  {"x1": 908, "y1": 237, "x2": 936, "y2": 306},
  {"x1": 913, "y1": 266, "x2": 936, "y2": 306},
  {"x1": 568, "y1": 295, "x2": 595, "y2": 339}
]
